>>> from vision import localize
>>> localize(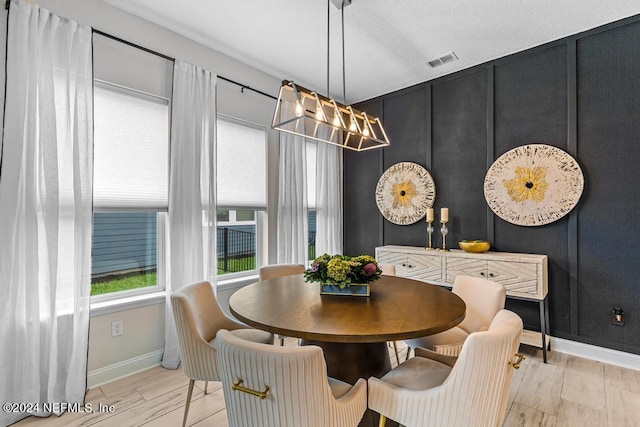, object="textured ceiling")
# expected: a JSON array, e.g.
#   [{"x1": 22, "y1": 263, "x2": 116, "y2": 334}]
[{"x1": 103, "y1": 0, "x2": 640, "y2": 103}]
